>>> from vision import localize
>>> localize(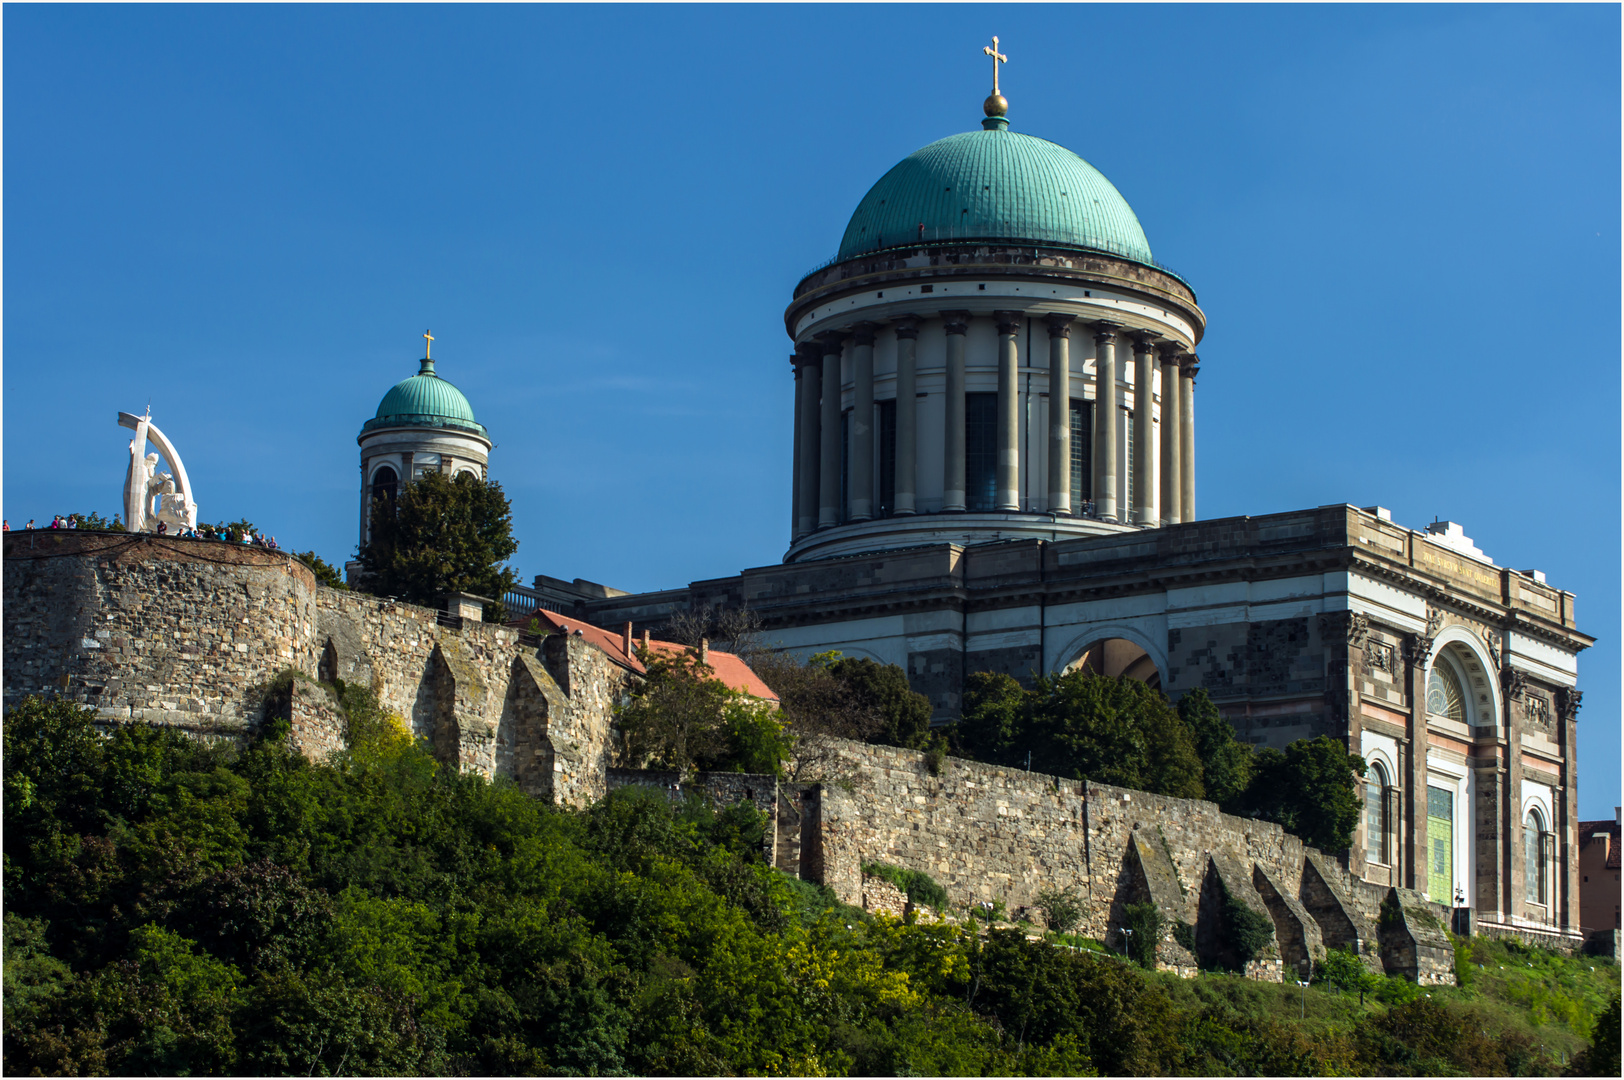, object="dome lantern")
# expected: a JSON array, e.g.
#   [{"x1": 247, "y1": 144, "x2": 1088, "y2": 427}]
[{"x1": 355, "y1": 336, "x2": 493, "y2": 552}]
